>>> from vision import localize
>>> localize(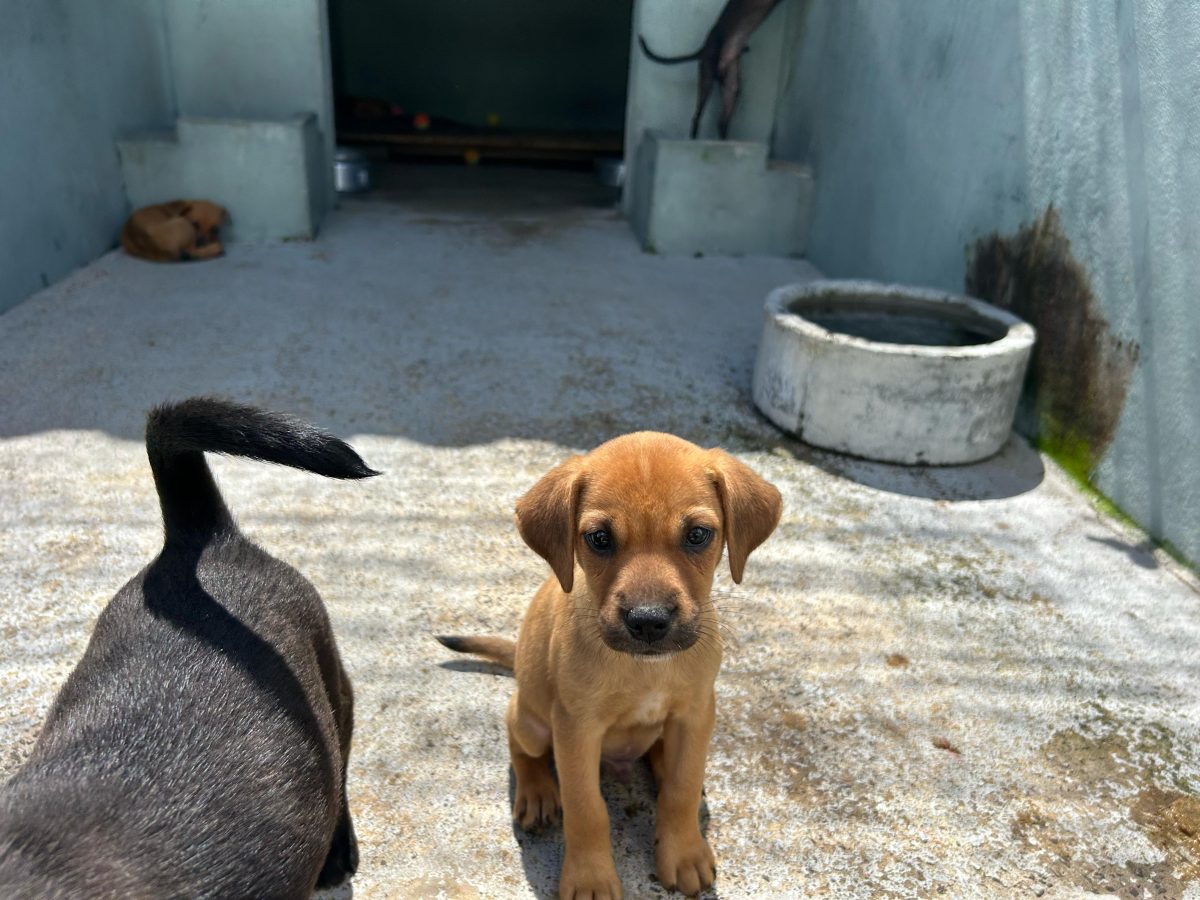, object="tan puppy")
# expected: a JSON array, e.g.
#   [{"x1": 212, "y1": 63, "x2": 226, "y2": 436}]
[
  {"x1": 439, "y1": 432, "x2": 782, "y2": 898},
  {"x1": 120, "y1": 199, "x2": 228, "y2": 262}
]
